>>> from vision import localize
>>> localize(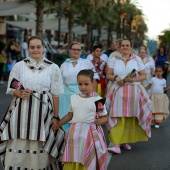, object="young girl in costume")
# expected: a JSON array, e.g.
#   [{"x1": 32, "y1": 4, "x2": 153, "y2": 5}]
[
  {"x1": 58, "y1": 69, "x2": 108, "y2": 170},
  {"x1": 146, "y1": 66, "x2": 170, "y2": 128}
]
